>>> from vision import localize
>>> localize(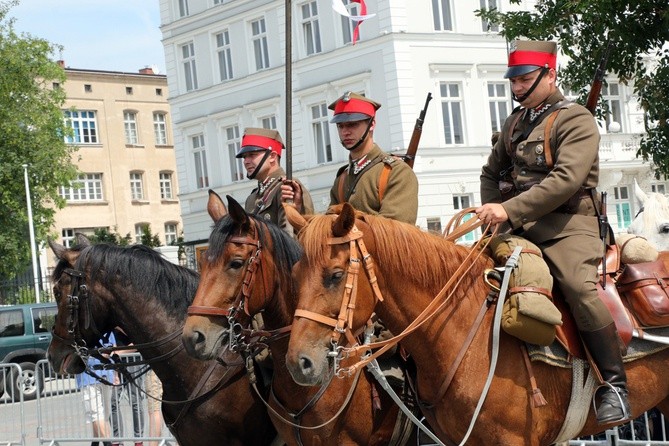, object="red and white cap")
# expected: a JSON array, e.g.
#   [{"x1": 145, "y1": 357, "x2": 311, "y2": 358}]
[
  {"x1": 236, "y1": 127, "x2": 284, "y2": 158},
  {"x1": 505, "y1": 40, "x2": 557, "y2": 79},
  {"x1": 328, "y1": 91, "x2": 381, "y2": 123}
]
